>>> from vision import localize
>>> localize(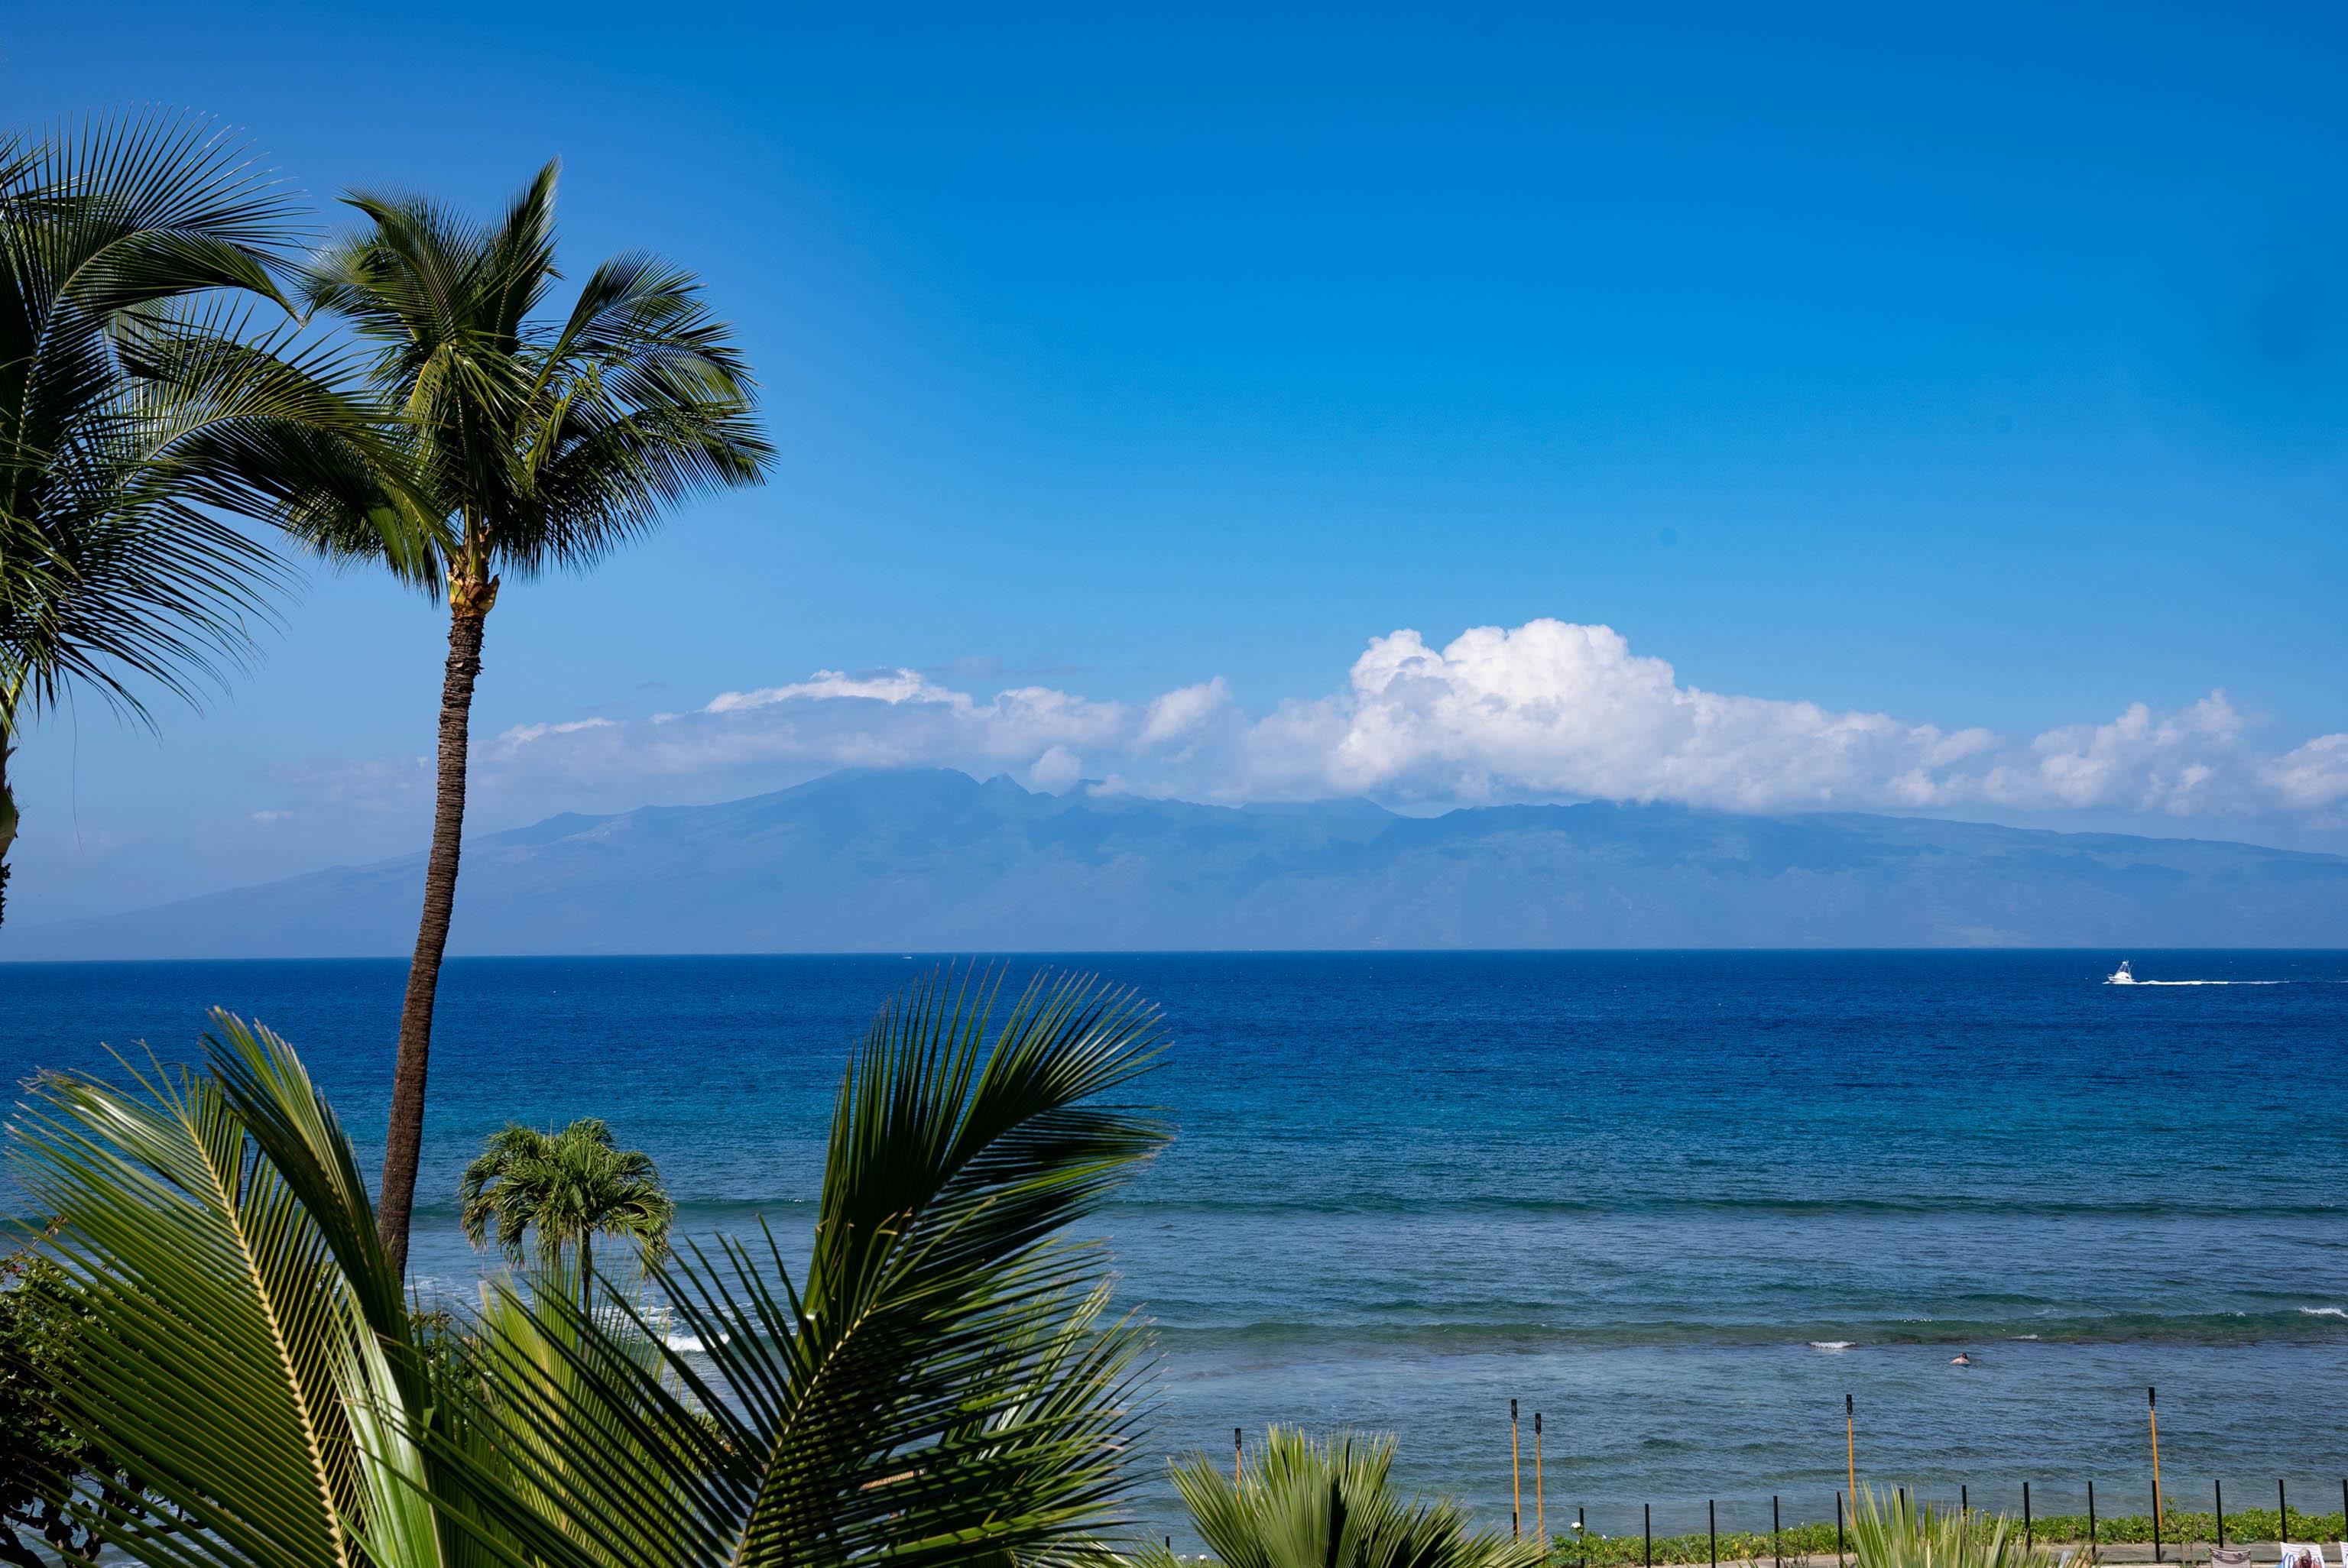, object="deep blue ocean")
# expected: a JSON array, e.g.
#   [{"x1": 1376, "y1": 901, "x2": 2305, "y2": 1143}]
[{"x1": 5, "y1": 950, "x2": 2346, "y2": 1546}]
